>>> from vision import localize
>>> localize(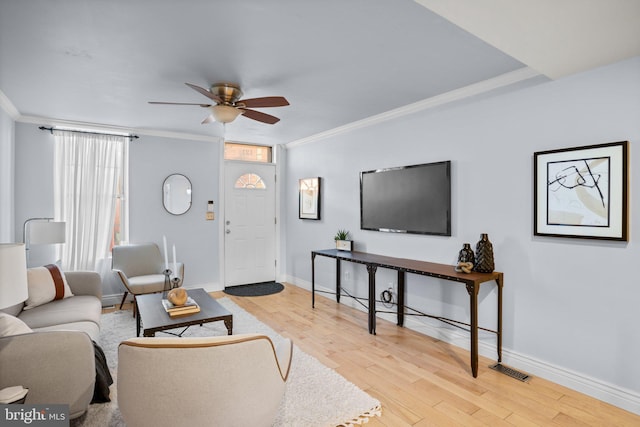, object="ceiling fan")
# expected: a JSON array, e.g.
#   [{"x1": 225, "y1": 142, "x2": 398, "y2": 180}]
[{"x1": 149, "y1": 82, "x2": 289, "y2": 125}]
